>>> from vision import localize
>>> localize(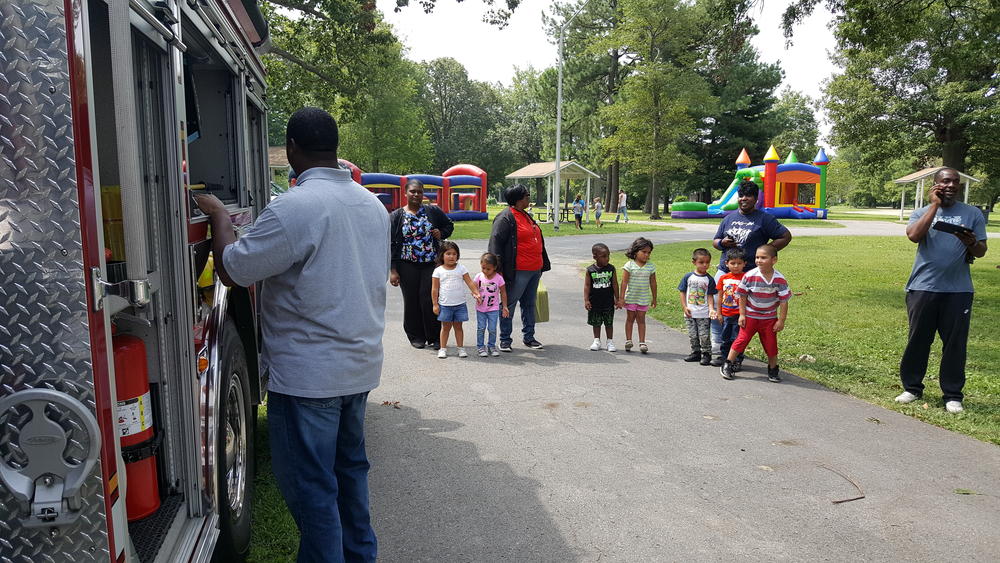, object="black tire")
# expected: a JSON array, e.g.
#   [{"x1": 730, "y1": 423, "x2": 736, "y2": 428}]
[{"x1": 213, "y1": 319, "x2": 255, "y2": 562}]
